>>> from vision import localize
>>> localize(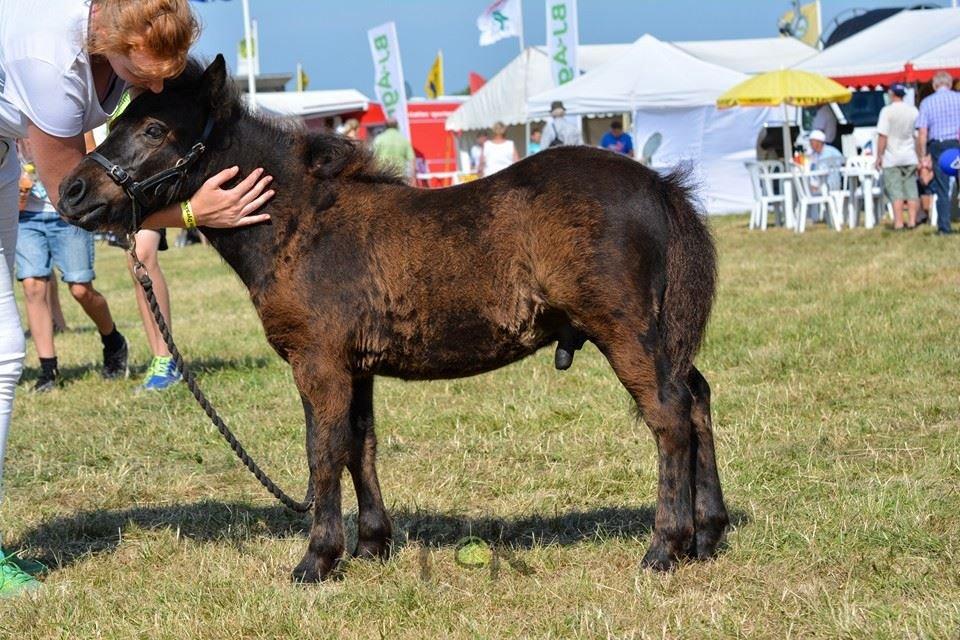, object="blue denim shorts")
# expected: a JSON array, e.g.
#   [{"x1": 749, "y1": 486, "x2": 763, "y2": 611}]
[{"x1": 16, "y1": 209, "x2": 96, "y2": 283}]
